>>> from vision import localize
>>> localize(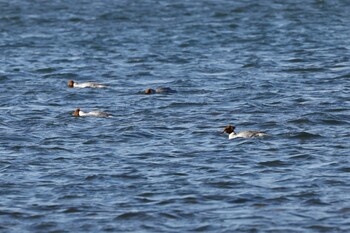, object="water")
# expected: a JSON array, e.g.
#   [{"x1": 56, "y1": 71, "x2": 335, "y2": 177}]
[{"x1": 1, "y1": 0, "x2": 350, "y2": 232}]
